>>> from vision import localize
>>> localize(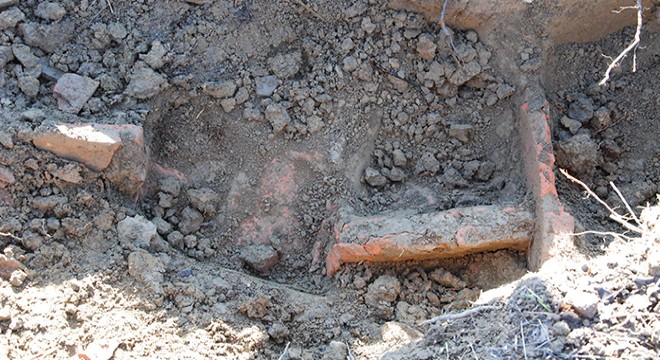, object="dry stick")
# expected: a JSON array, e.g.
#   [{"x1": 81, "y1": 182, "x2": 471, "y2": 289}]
[
  {"x1": 569, "y1": 230, "x2": 634, "y2": 241},
  {"x1": 610, "y1": 181, "x2": 642, "y2": 226},
  {"x1": 0, "y1": 231, "x2": 23, "y2": 242},
  {"x1": 438, "y1": 0, "x2": 456, "y2": 51},
  {"x1": 559, "y1": 169, "x2": 644, "y2": 234},
  {"x1": 421, "y1": 305, "x2": 500, "y2": 325},
  {"x1": 599, "y1": 0, "x2": 643, "y2": 85},
  {"x1": 105, "y1": 0, "x2": 115, "y2": 15},
  {"x1": 277, "y1": 342, "x2": 291, "y2": 360},
  {"x1": 346, "y1": 342, "x2": 356, "y2": 360}
]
